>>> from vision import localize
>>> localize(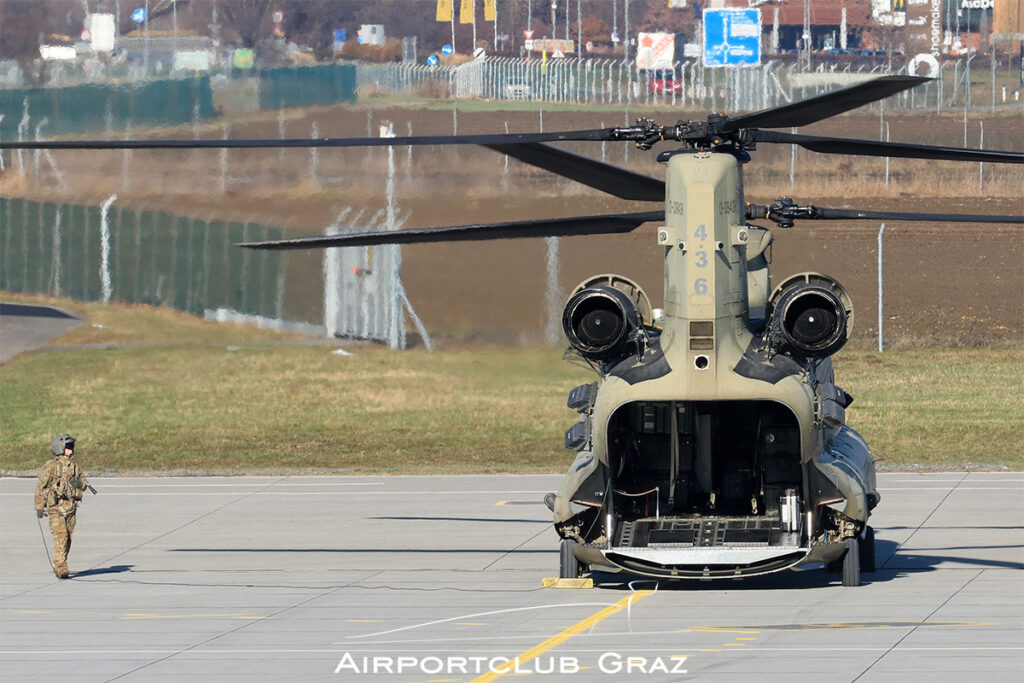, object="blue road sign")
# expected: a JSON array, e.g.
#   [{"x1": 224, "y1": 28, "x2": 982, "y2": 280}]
[
  {"x1": 427, "y1": 55, "x2": 439, "y2": 66},
  {"x1": 131, "y1": 7, "x2": 146, "y2": 23},
  {"x1": 703, "y1": 8, "x2": 761, "y2": 67},
  {"x1": 441, "y1": 44, "x2": 454, "y2": 56}
]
